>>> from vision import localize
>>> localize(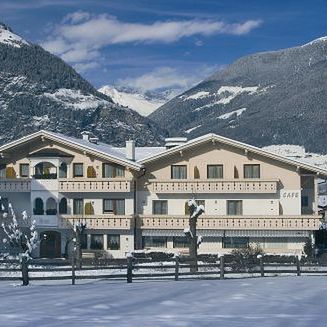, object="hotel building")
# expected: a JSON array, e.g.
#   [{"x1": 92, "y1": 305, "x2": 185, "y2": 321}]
[{"x1": 0, "y1": 130, "x2": 325, "y2": 257}]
